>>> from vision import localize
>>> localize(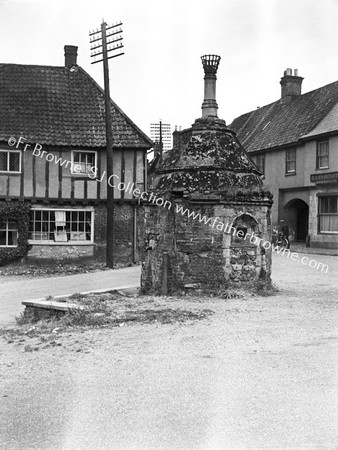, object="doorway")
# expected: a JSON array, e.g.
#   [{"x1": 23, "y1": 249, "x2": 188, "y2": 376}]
[{"x1": 283, "y1": 198, "x2": 309, "y2": 242}]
